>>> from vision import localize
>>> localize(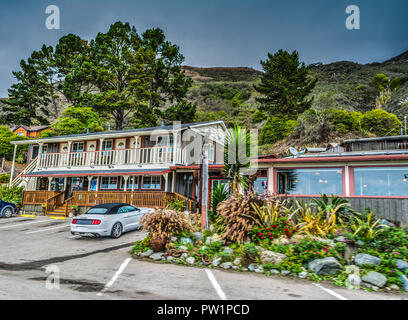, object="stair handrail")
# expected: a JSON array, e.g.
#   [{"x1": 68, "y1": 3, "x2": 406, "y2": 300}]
[
  {"x1": 64, "y1": 196, "x2": 74, "y2": 217},
  {"x1": 45, "y1": 191, "x2": 65, "y2": 216},
  {"x1": 11, "y1": 156, "x2": 38, "y2": 187}
]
